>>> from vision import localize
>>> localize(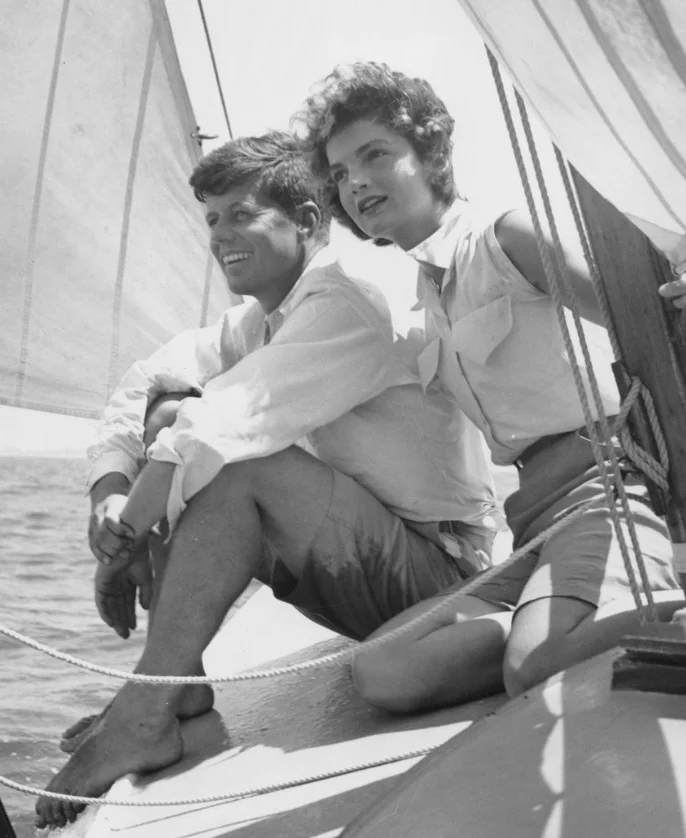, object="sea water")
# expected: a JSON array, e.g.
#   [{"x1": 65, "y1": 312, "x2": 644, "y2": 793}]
[
  {"x1": 0, "y1": 455, "x2": 517, "y2": 836},
  {"x1": 0, "y1": 456, "x2": 146, "y2": 836}
]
